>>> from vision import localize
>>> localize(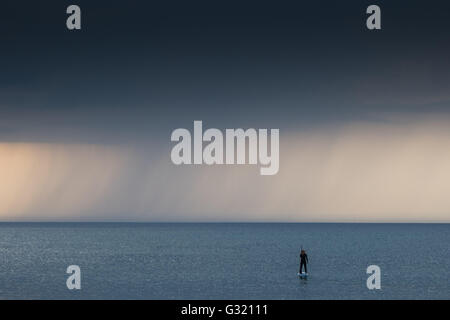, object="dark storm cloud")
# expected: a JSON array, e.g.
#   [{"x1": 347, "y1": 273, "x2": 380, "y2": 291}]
[
  {"x1": 1, "y1": 0, "x2": 450, "y2": 143},
  {"x1": 2, "y1": 1, "x2": 450, "y2": 222}
]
